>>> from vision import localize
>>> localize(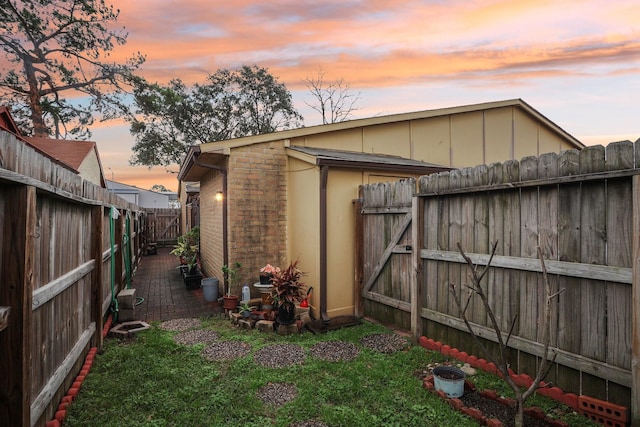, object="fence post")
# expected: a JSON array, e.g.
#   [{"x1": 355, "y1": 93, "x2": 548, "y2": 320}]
[
  {"x1": 115, "y1": 209, "x2": 124, "y2": 295},
  {"x1": 631, "y1": 175, "x2": 640, "y2": 426},
  {"x1": 91, "y1": 206, "x2": 104, "y2": 350},
  {"x1": 411, "y1": 194, "x2": 424, "y2": 340},
  {"x1": 354, "y1": 195, "x2": 364, "y2": 318},
  {"x1": 0, "y1": 185, "x2": 36, "y2": 427}
]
